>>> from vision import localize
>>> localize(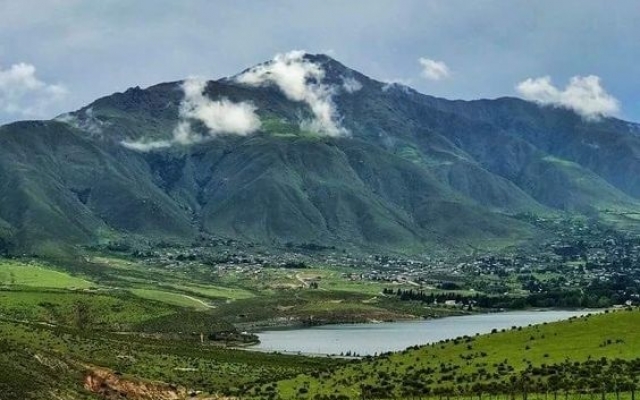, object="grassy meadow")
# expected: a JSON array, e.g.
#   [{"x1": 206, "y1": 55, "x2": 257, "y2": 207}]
[{"x1": 270, "y1": 309, "x2": 640, "y2": 399}]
